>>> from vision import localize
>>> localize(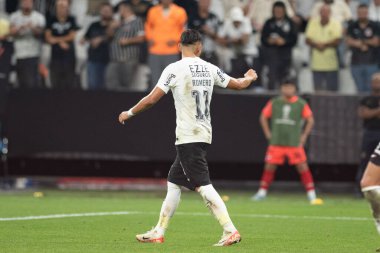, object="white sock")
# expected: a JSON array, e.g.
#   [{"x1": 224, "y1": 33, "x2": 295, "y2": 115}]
[
  {"x1": 307, "y1": 190, "x2": 317, "y2": 201},
  {"x1": 155, "y1": 182, "x2": 181, "y2": 236},
  {"x1": 363, "y1": 186, "x2": 380, "y2": 235},
  {"x1": 257, "y1": 188, "x2": 267, "y2": 197},
  {"x1": 198, "y1": 184, "x2": 237, "y2": 233}
]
